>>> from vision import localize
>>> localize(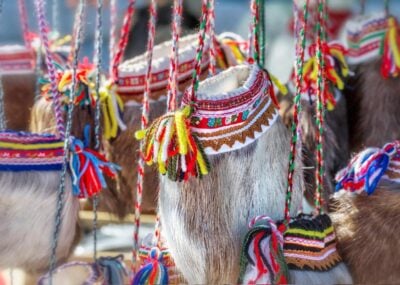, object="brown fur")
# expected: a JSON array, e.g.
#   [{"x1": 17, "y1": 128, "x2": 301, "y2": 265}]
[
  {"x1": 330, "y1": 186, "x2": 400, "y2": 284},
  {"x1": 344, "y1": 59, "x2": 400, "y2": 151},
  {"x1": 278, "y1": 91, "x2": 350, "y2": 207},
  {"x1": 2, "y1": 72, "x2": 36, "y2": 130}
]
